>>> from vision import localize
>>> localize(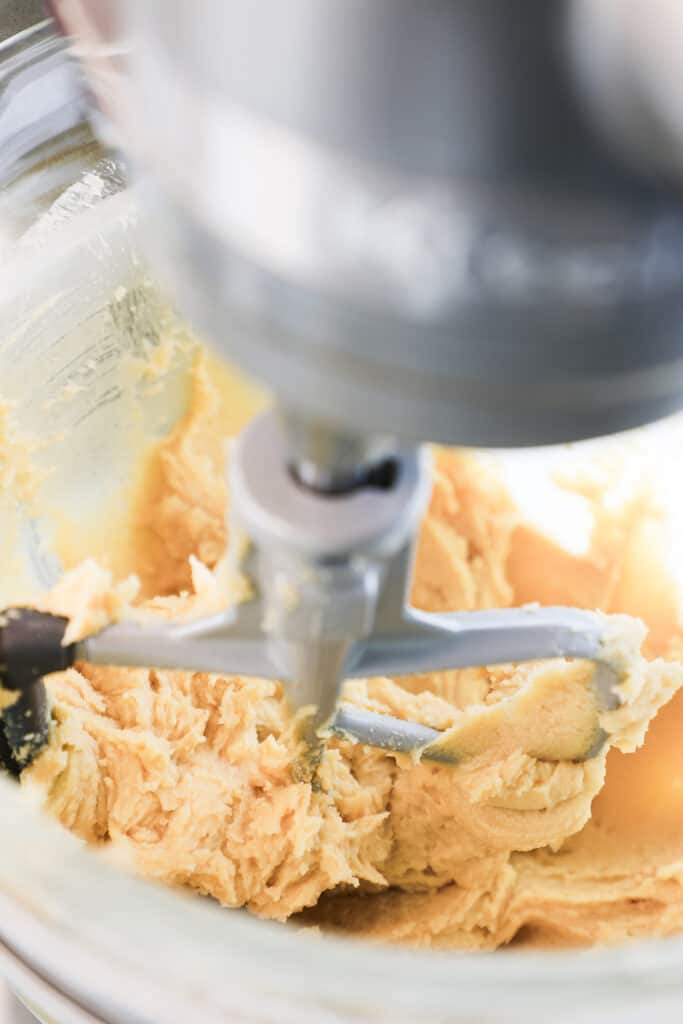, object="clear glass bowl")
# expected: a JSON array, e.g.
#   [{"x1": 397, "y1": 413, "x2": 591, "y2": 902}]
[{"x1": 0, "y1": 19, "x2": 682, "y2": 1024}]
